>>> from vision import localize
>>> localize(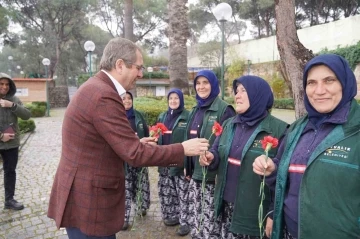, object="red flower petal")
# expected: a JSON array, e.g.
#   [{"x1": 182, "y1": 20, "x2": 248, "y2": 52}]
[
  {"x1": 261, "y1": 135, "x2": 279, "y2": 150},
  {"x1": 212, "y1": 121, "x2": 223, "y2": 137}
]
